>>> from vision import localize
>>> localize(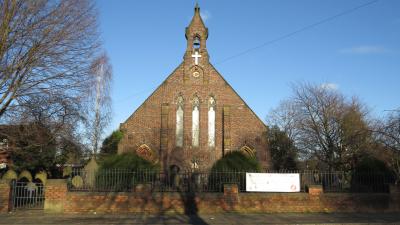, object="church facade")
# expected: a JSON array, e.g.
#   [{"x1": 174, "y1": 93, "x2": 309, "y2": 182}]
[{"x1": 118, "y1": 5, "x2": 270, "y2": 171}]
